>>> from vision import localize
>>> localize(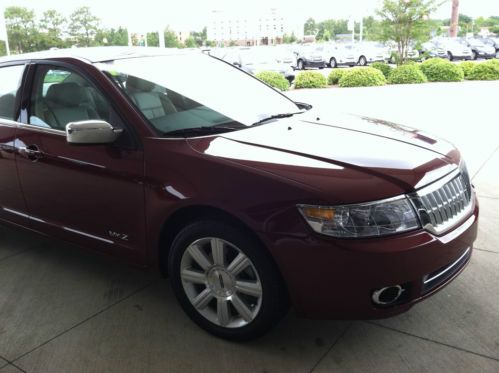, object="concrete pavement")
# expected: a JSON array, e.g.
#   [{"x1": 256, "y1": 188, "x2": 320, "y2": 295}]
[{"x1": 1, "y1": 81, "x2": 498, "y2": 372}]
